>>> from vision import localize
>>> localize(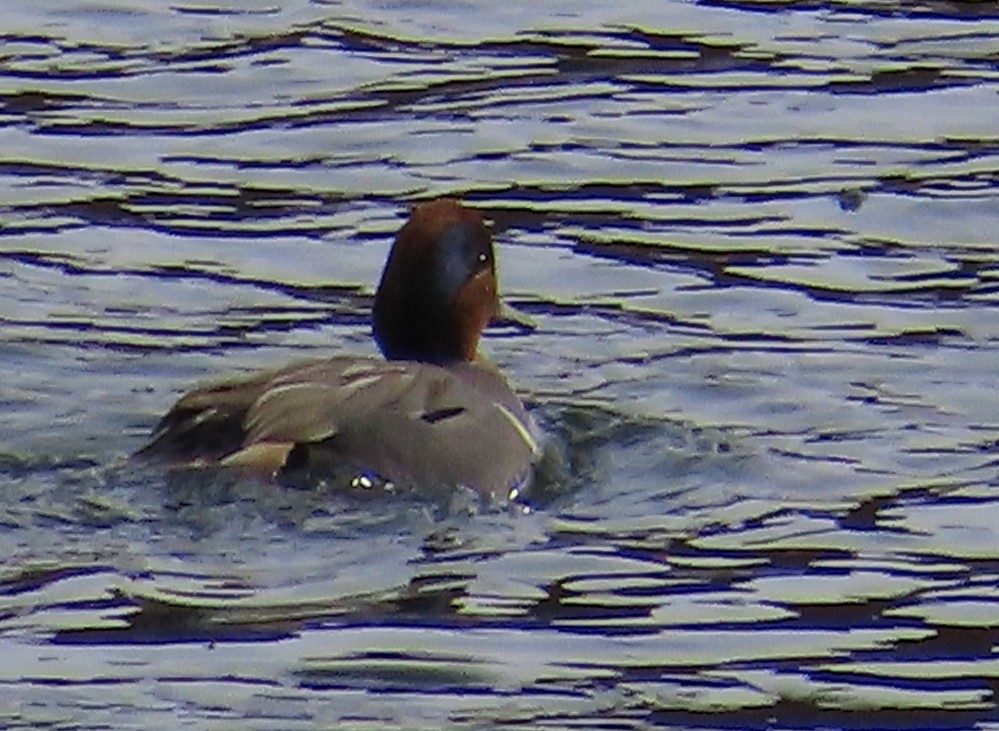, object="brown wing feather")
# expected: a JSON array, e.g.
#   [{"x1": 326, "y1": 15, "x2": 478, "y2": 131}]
[
  {"x1": 243, "y1": 359, "x2": 539, "y2": 497},
  {"x1": 243, "y1": 360, "x2": 415, "y2": 445},
  {"x1": 133, "y1": 361, "x2": 317, "y2": 463},
  {"x1": 135, "y1": 357, "x2": 539, "y2": 498}
]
